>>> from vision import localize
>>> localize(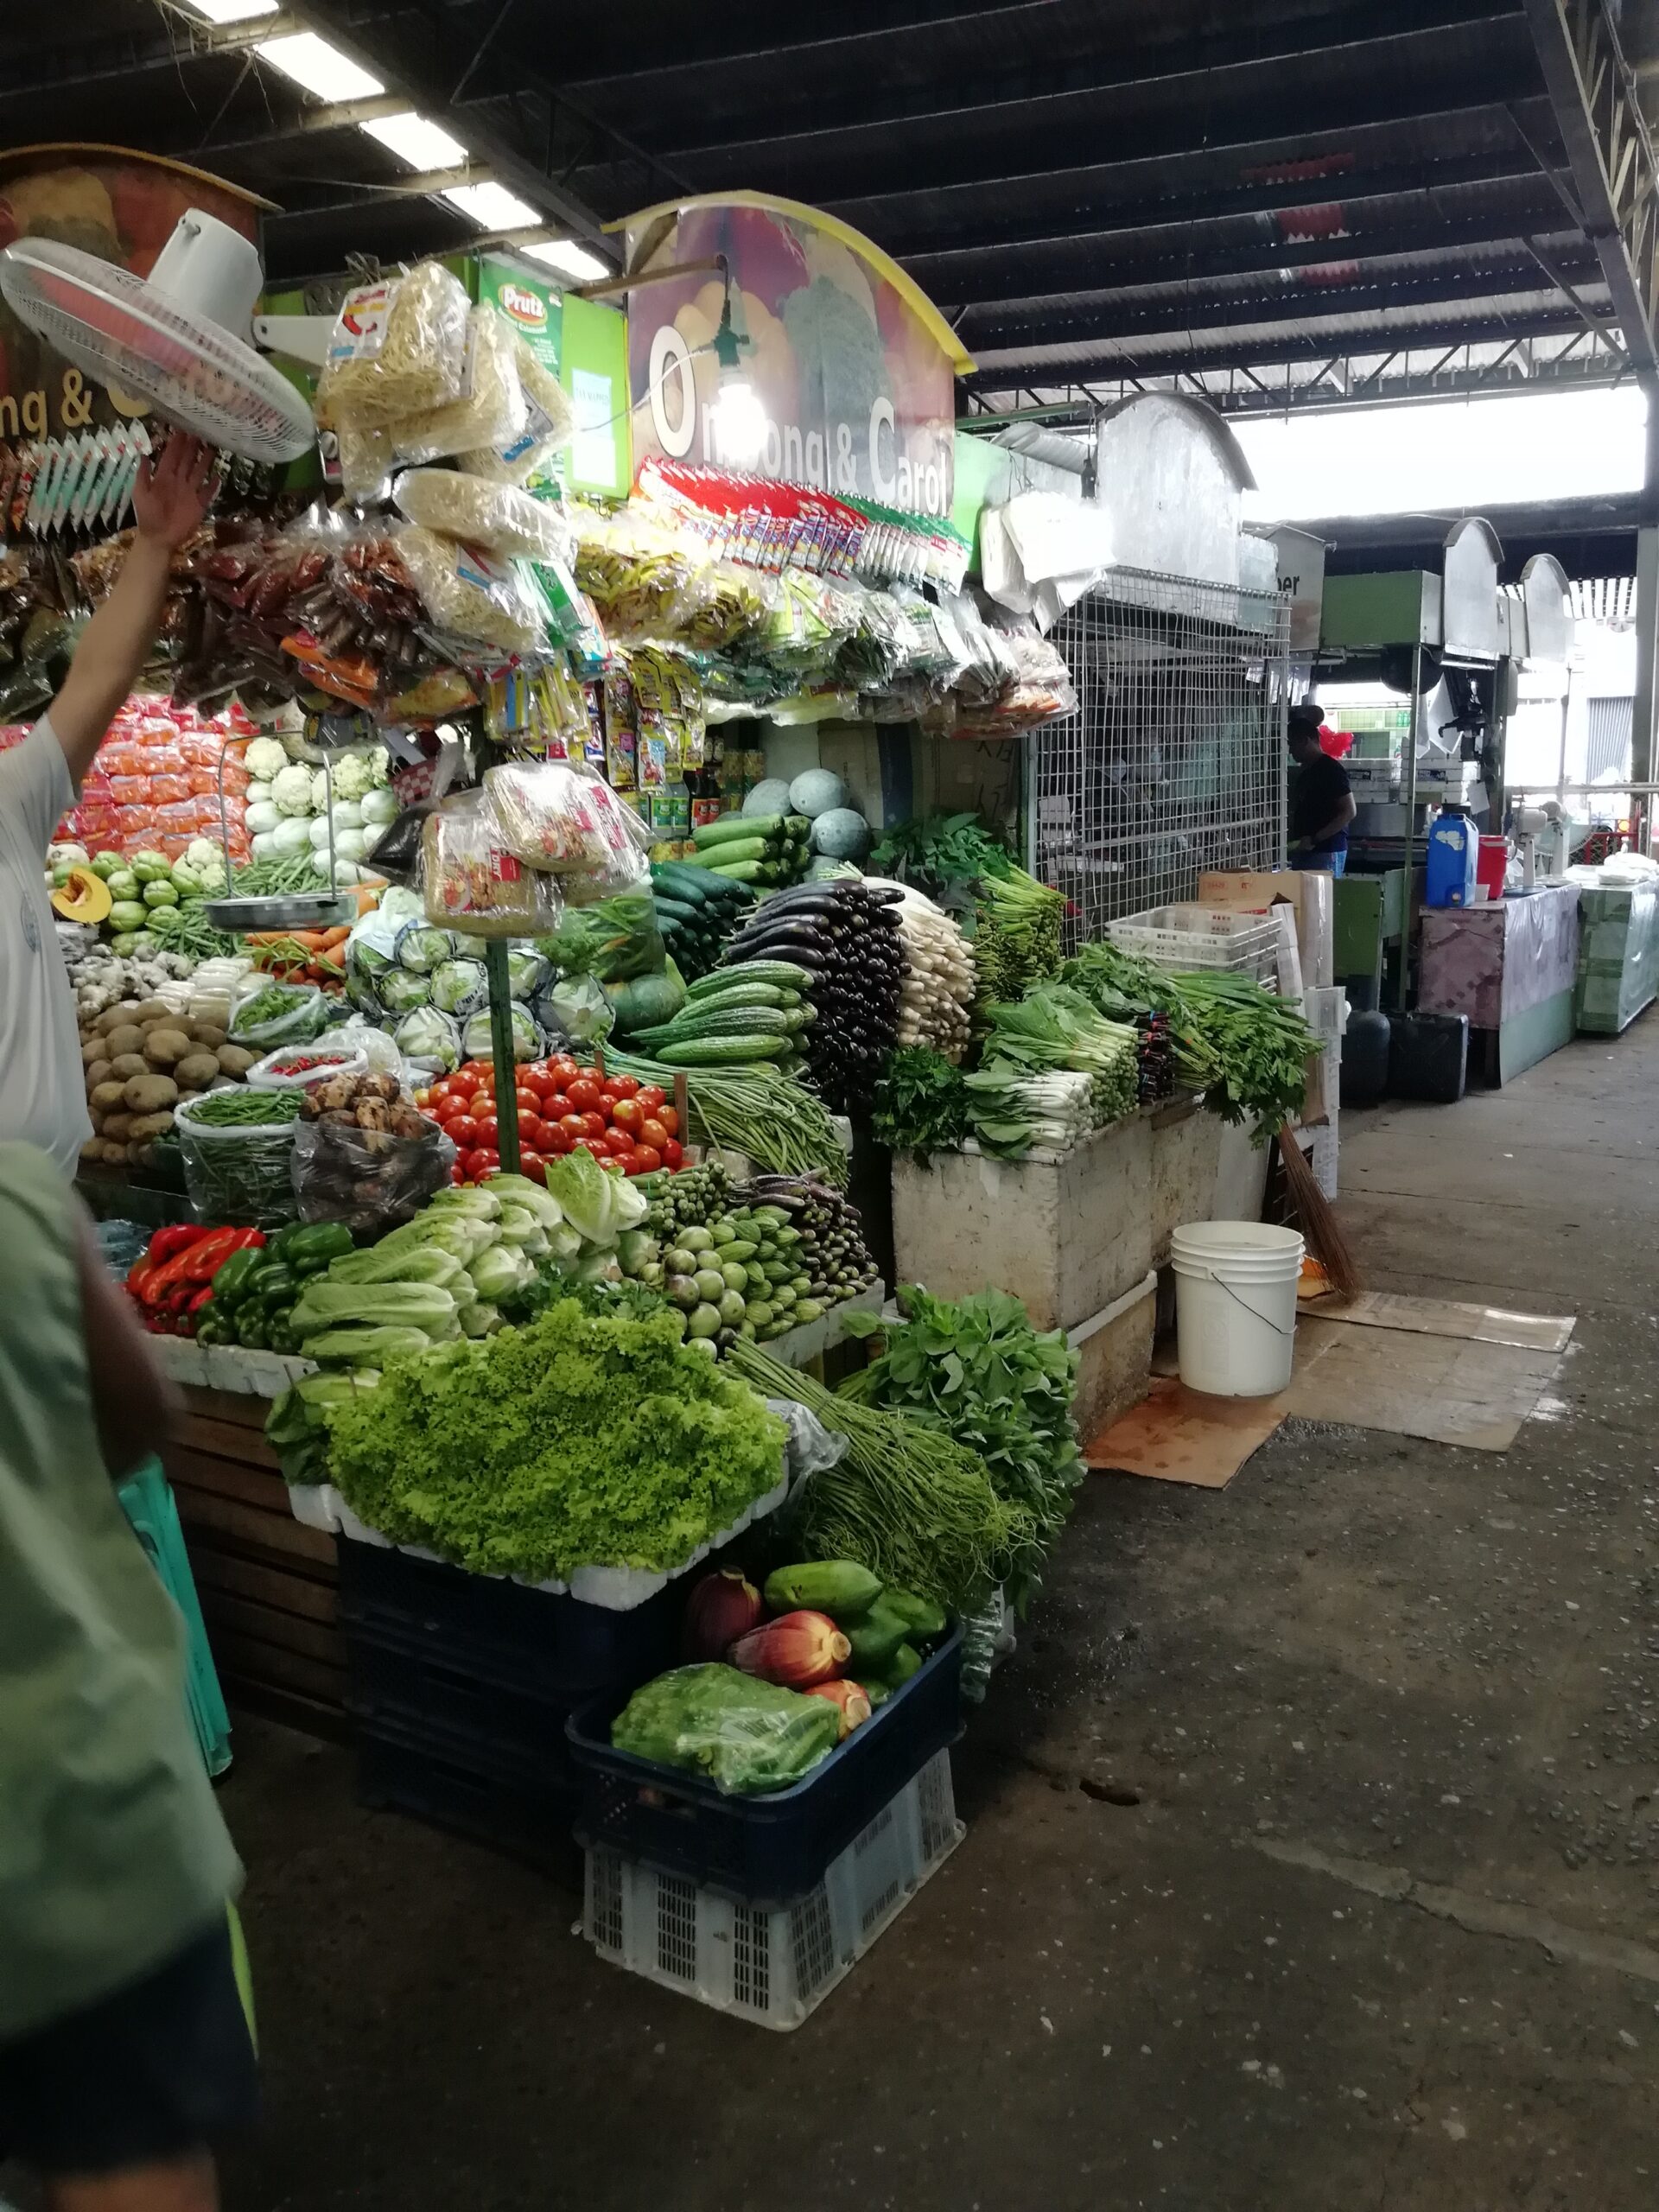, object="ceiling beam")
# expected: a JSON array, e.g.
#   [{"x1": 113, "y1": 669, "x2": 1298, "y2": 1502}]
[
  {"x1": 270, "y1": 0, "x2": 614, "y2": 259},
  {"x1": 0, "y1": 9, "x2": 298, "y2": 101},
  {"x1": 1524, "y1": 0, "x2": 1659, "y2": 378}
]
